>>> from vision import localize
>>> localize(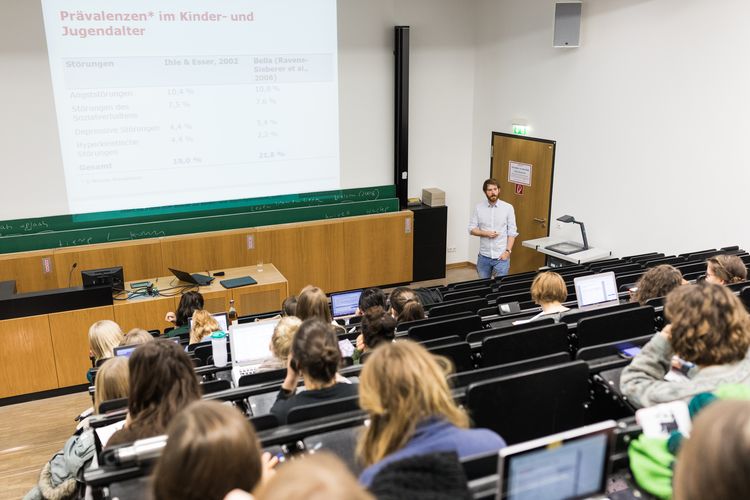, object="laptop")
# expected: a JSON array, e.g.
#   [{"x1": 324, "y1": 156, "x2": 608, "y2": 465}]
[
  {"x1": 573, "y1": 272, "x2": 619, "y2": 310},
  {"x1": 330, "y1": 289, "x2": 362, "y2": 317},
  {"x1": 168, "y1": 267, "x2": 214, "y2": 286},
  {"x1": 113, "y1": 337, "x2": 179, "y2": 358},
  {"x1": 188, "y1": 312, "x2": 229, "y2": 332},
  {"x1": 229, "y1": 319, "x2": 279, "y2": 386},
  {"x1": 496, "y1": 420, "x2": 617, "y2": 500}
]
